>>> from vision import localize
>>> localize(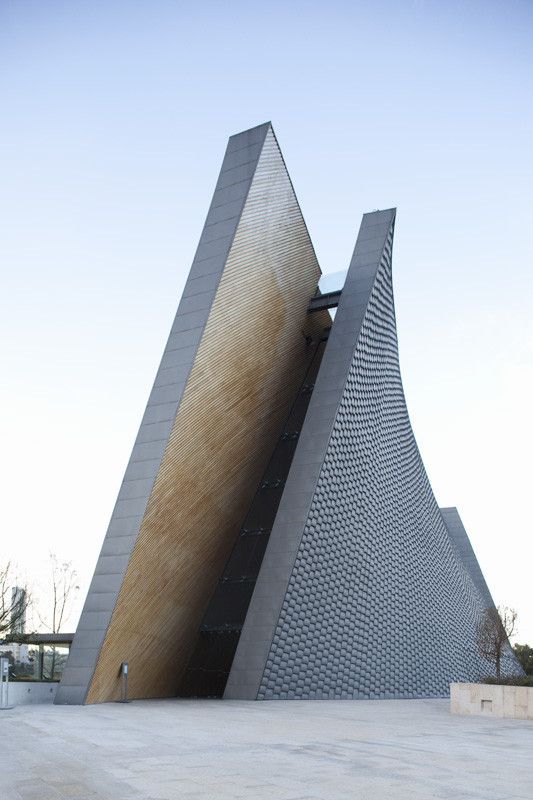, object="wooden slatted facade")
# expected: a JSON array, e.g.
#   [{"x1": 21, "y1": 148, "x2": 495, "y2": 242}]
[{"x1": 83, "y1": 128, "x2": 329, "y2": 702}]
